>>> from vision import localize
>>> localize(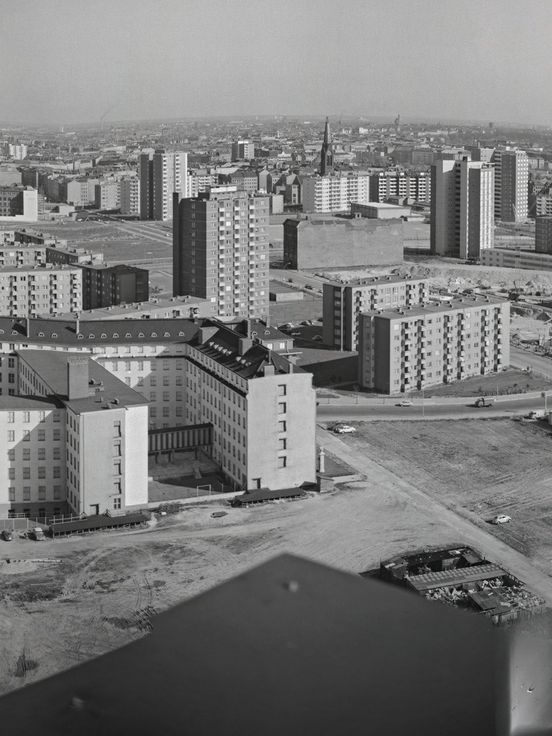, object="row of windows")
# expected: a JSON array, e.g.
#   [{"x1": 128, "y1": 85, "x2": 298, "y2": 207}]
[
  {"x1": 9, "y1": 466, "x2": 61, "y2": 479},
  {"x1": 9, "y1": 486, "x2": 62, "y2": 501},
  {"x1": 7, "y1": 429, "x2": 62, "y2": 442}
]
